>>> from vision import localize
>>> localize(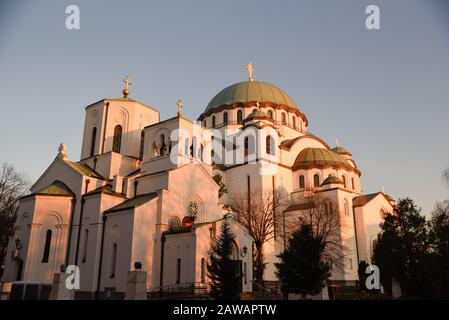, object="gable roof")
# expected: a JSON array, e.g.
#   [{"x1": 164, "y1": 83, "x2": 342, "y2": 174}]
[
  {"x1": 84, "y1": 184, "x2": 126, "y2": 198},
  {"x1": 29, "y1": 180, "x2": 74, "y2": 197},
  {"x1": 353, "y1": 193, "x2": 383, "y2": 207},
  {"x1": 65, "y1": 161, "x2": 104, "y2": 179},
  {"x1": 104, "y1": 192, "x2": 158, "y2": 214}
]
